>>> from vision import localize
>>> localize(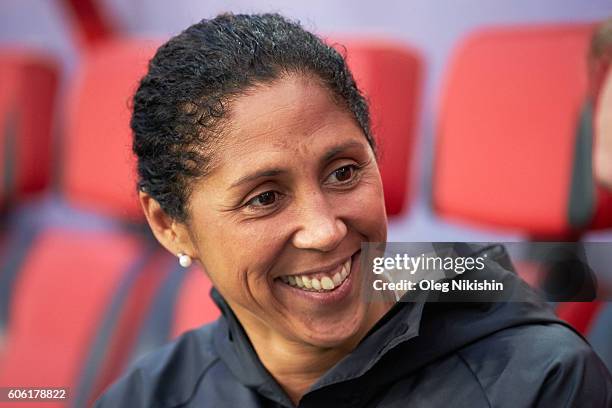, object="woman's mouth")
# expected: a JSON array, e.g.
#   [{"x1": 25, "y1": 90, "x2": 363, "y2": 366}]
[
  {"x1": 278, "y1": 257, "x2": 352, "y2": 292},
  {"x1": 273, "y1": 251, "x2": 361, "y2": 306}
]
